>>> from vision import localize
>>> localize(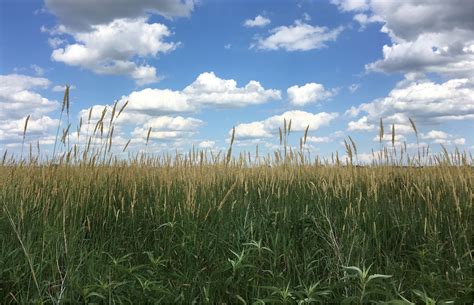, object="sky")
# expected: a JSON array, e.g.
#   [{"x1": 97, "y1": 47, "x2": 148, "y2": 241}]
[{"x1": 1, "y1": 0, "x2": 473, "y2": 161}]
